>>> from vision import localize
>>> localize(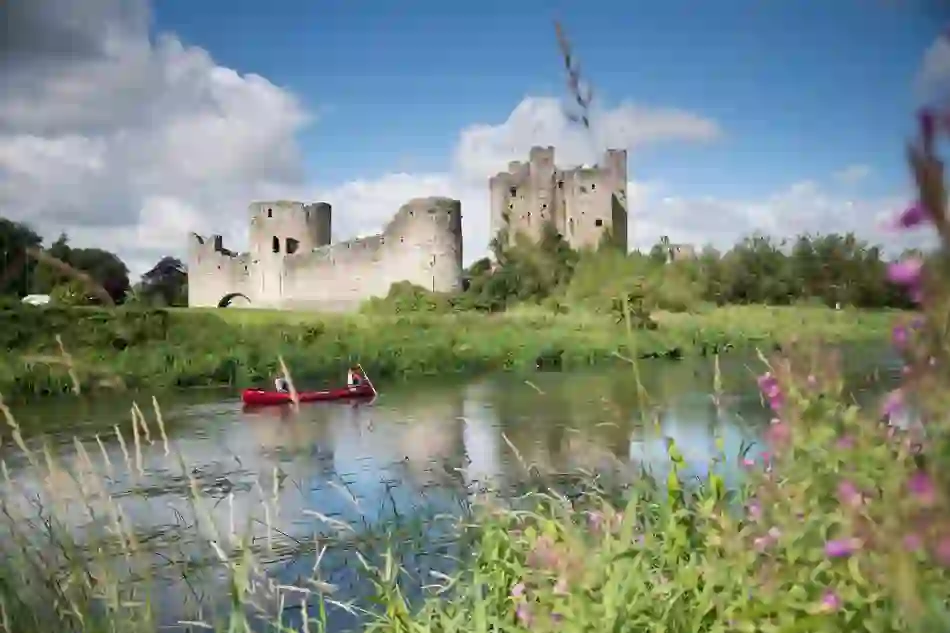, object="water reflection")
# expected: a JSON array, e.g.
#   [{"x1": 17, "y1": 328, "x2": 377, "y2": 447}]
[{"x1": 0, "y1": 347, "x2": 898, "y2": 629}]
